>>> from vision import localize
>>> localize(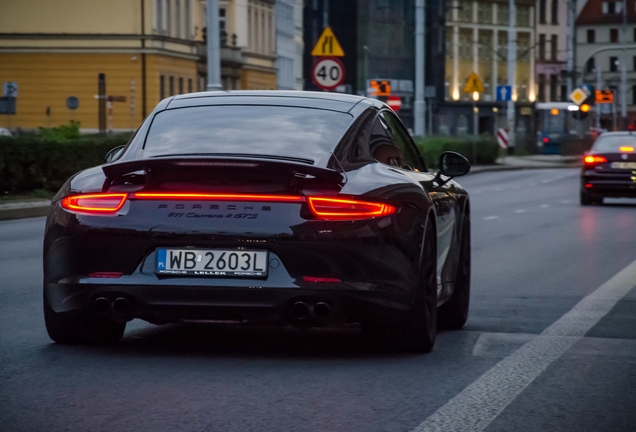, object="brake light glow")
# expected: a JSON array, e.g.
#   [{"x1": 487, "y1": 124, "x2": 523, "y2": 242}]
[
  {"x1": 619, "y1": 146, "x2": 635, "y2": 152},
  {"x1": 307, "y1": 197, "x2": 395, "y2": 220},
  {"x1": 302, "y1": 276, "x2": 342, "y2": 283},
  {"x1": 584, "y1": 155, "x2": 607, "y2": 164},
  {"x1": 132, "y1": 192, "x2": 303, "y2": 202},
  {"x1": 585, "y1": 183, "x2": 593, "y2": 189},
  {"x1": 61, "y1": 193, "x2": 128, "y2": 214},
  {"x1": 543, "y1": 137, "x2": 549, "y2": 143}
]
